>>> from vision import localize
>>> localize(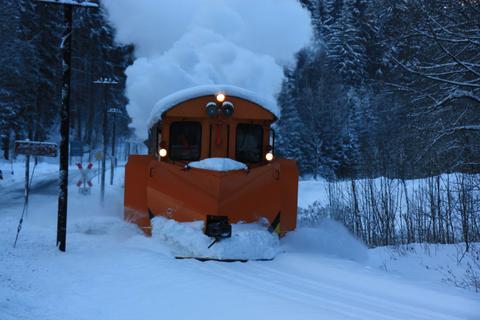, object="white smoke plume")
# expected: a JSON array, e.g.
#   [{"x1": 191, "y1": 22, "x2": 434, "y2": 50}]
[{"x1": 102, "y1": 0, "x2": 312, "y2": 138}]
